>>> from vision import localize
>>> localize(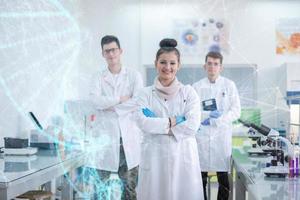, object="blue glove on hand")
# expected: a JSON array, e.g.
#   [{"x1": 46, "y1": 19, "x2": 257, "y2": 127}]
[
  {"x1": 201, "y1": 118, "x2": 210, "y2": 126},
  {"x1": 209, "y1": 110, "x2": 222, "y2": 119},
  {"x1": 142, "y1": 108, "x2": 157, "y2": 118},
  {"x1": 175, "y1": 116, "x2": 186, "y2": 125}
]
